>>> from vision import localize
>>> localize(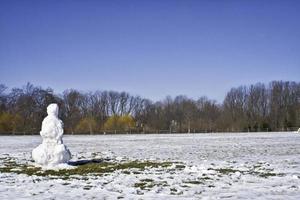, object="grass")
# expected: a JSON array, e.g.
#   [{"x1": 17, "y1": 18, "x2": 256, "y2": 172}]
[
  {"x1": 175, "y1": 164, "x2": 186, "y2": 169},
  {"x1": 253, "y1": 171, "x2": 284, "y2": 178},
  {"x1": 211, "y1": 167, "x2": 284, "y2": 178},
  {"x1": 170, "y1": 188, "x2": 183, "y2": 195},
  {"x1": 134, "y1": 179, "x2": 169, "y2": 190},
  {"x1": 134, "y1": 182, "x2": 148, "y2": 190},
  {"x1": 0, "y1": 156, "x2": 284, "y2": 182},
  {"x1": 184, "y1": 180, "x2": 203, "y2": 185},
  {"x1": 183, "y1": 176, "x2": 212, "y2": 185},
  {"x1": 0, "y1": 158, "x2": 174, "y2": 179},
  {"x1": 214, "y1": 168, "x2": 240, "y2": 174}
]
